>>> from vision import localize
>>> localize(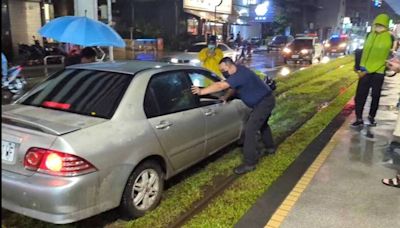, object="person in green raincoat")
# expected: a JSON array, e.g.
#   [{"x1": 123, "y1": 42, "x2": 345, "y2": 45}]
[{"x1": 351, "y1": 13, "x2": 395, "y2": 128}]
